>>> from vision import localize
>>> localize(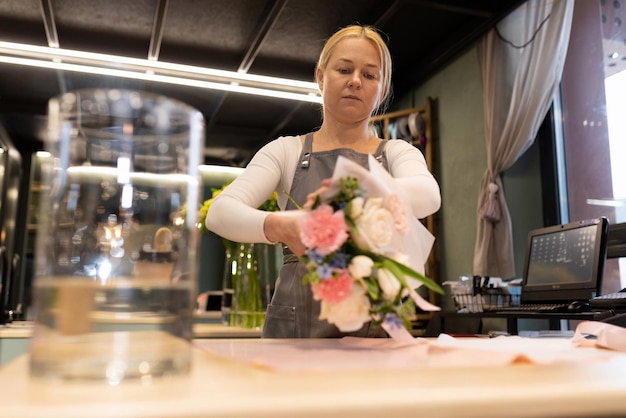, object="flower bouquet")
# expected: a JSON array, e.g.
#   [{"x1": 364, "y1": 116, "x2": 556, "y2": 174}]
[{"x1": 299, "y1": 155, "x2": 442, "y2": 341}]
